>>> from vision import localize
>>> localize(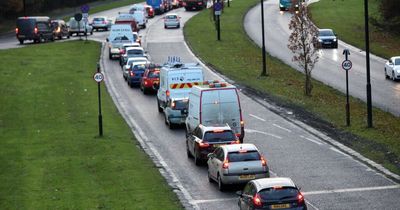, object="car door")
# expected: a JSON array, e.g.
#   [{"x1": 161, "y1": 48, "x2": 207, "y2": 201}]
[
  {"x1": 240, "y1": 182, "x2": 254, "y2": 210},
  {"x1": 212, "y1": 148, "x2": 224, "y2": 178},
  {"x1": 190, "y1": 126, "x2": 200, "y2": 155},
  {"x1": 209, "y1": 148, "x2": 220, "y2": 178}
]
